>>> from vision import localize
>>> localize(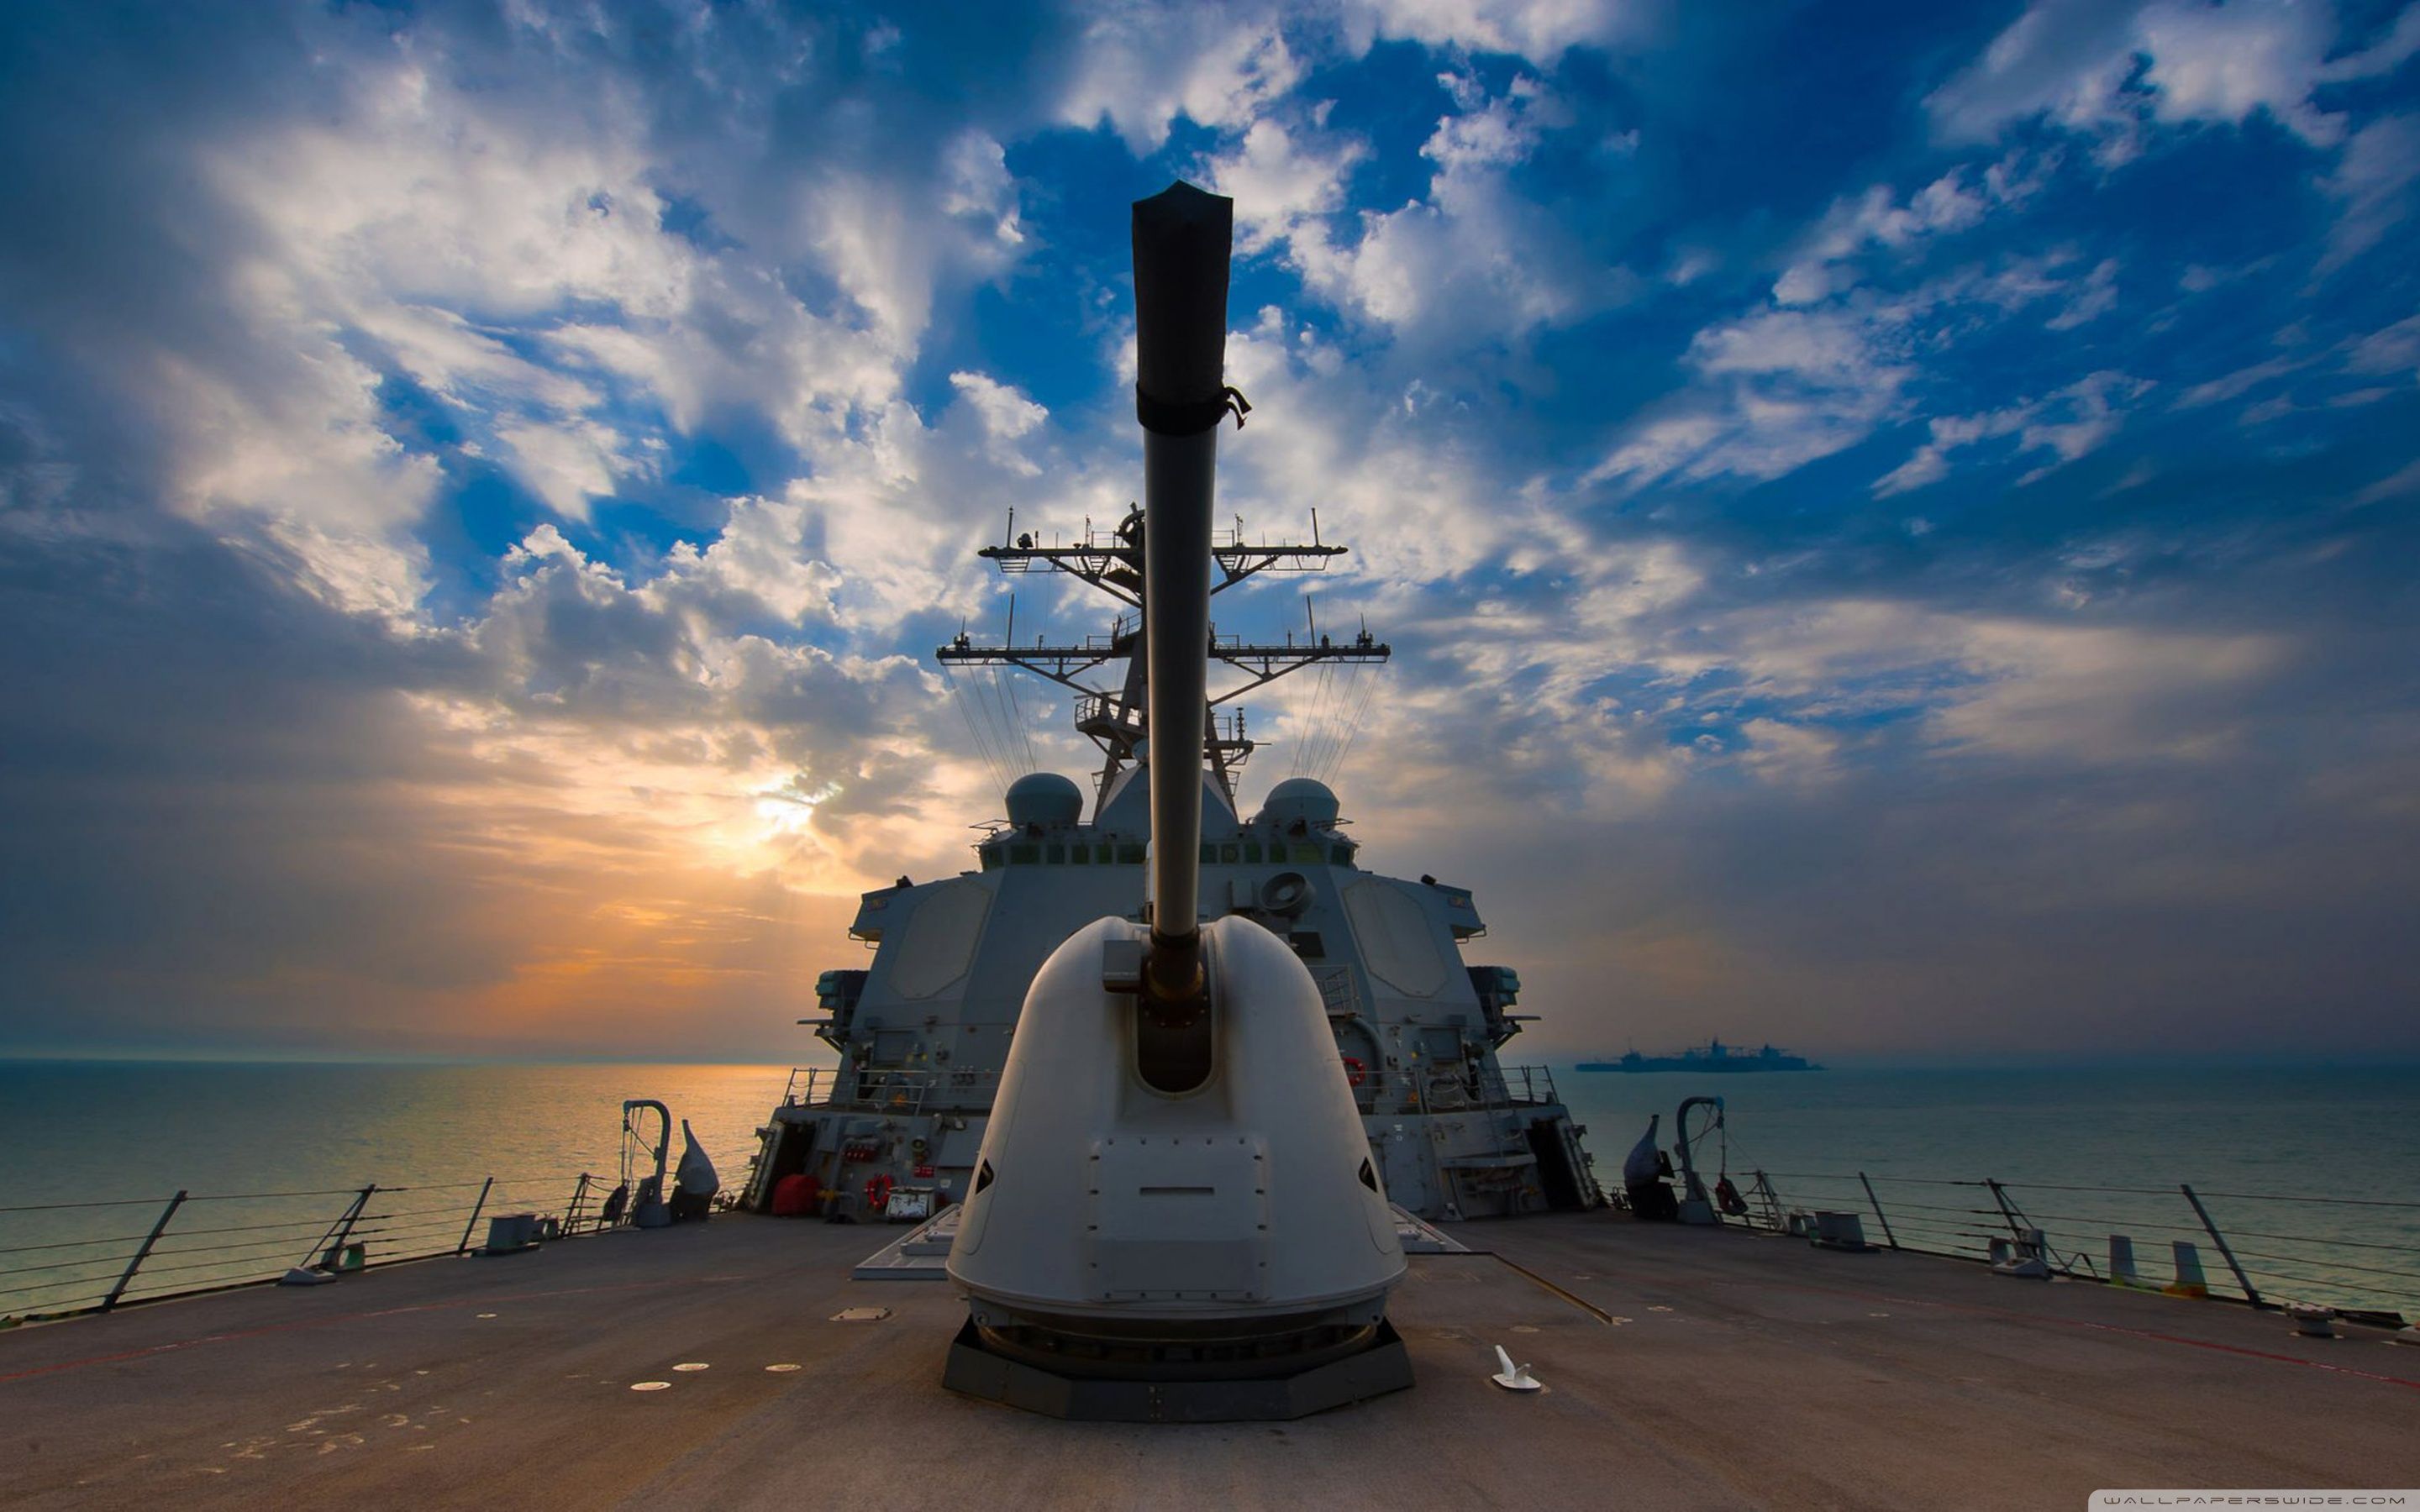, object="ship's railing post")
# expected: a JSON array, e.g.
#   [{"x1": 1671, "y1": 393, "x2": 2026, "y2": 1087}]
[
  {"x1": 455, "y1": 1177, "x2": 495, "y2": 1255},
  {"x1": 304, "y1": 1185, "x2": 377, "y2": 1270},
  {"x1": 1982, "y1": 1179, "x2": 2027, "y2": 1242},
  {"x1": 101, "y1": 1189, "x2": 187, "y2": 1312},
  {"x1": 2181, "y1": 1184, "x2": 2264, "y2": 1307},
  {"x1": 1749, "y1": 1169, "x2": 1784, "y2": 1231},
  {"x1": 1858, "y1": 1172, "x2": 1901, "y2": 1251}
]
